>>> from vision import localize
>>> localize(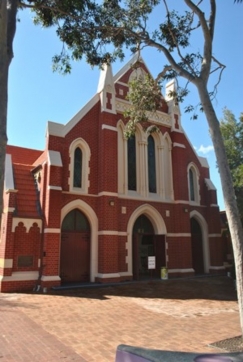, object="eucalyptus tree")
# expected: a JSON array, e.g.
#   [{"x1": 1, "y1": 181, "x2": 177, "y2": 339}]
[
  {"x1": 220, "y1": 109, "x2": 243, "y2": 223},
  {"x1": 1, "y1": 0, "x2": 243, "y2": 336}
]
